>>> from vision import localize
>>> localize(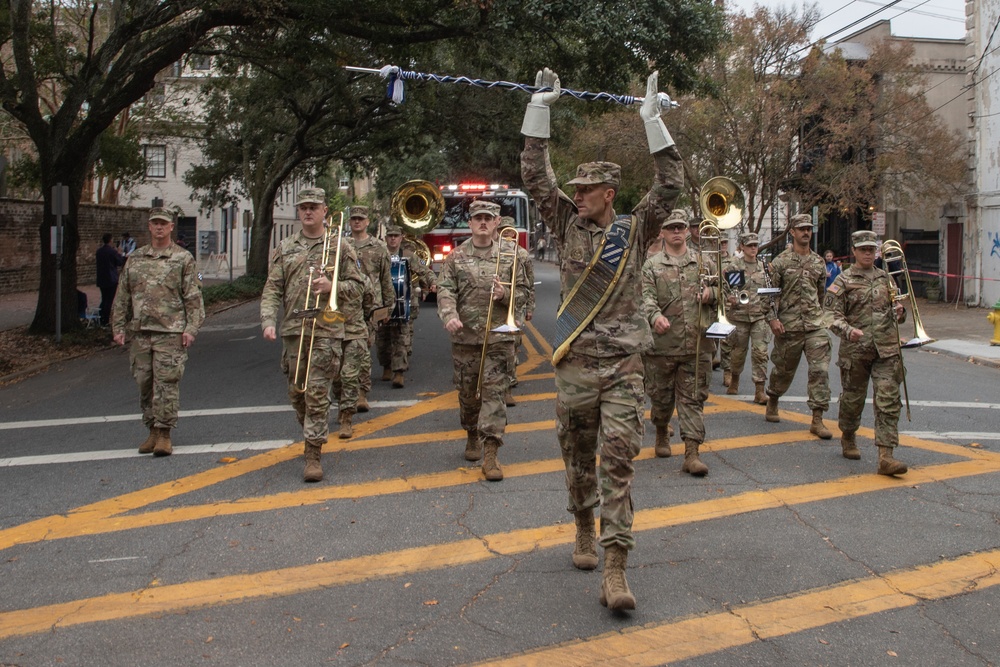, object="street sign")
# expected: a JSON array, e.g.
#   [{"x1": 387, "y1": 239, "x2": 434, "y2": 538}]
[
  {"x1": 50, "y1": 184, "x2": 69, "y2": 216},
  {"x1": 872, "y1": 211, "x2": 886, "y2": 235}
]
